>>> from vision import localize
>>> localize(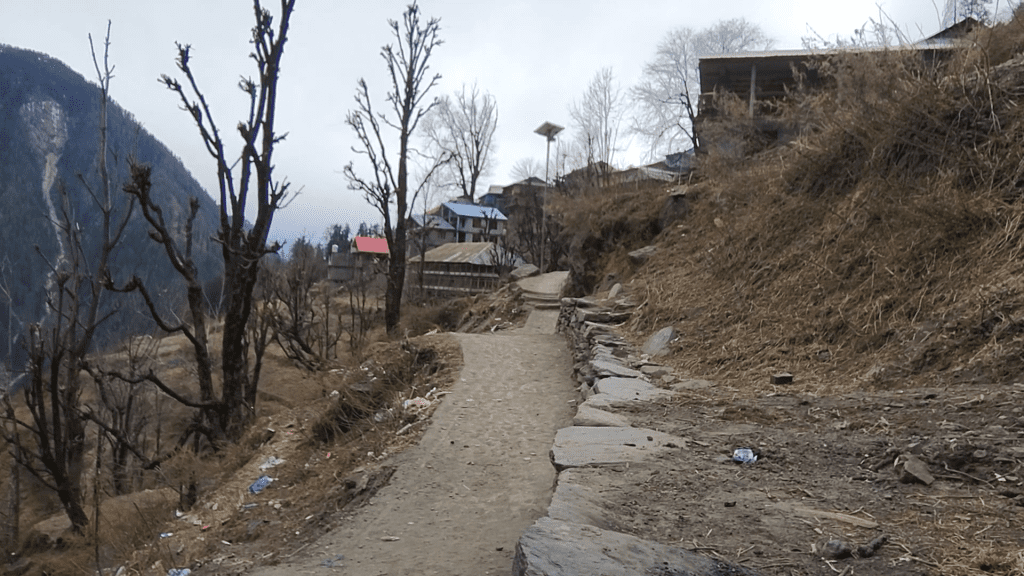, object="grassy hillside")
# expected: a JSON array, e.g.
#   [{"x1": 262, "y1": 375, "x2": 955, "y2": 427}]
[{"x1": 560, "y1": 11, "x2": 1024, "y2": 396}]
